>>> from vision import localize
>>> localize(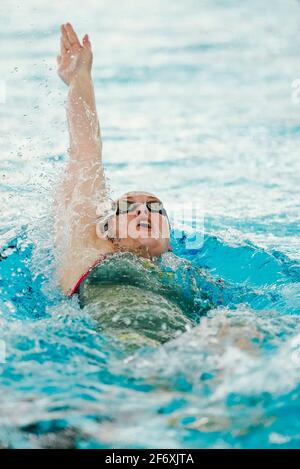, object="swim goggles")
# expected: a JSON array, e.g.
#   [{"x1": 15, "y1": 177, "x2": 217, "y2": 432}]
[{"x1": 115, "y1": 200, "x2": 168, "y2": 217}]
